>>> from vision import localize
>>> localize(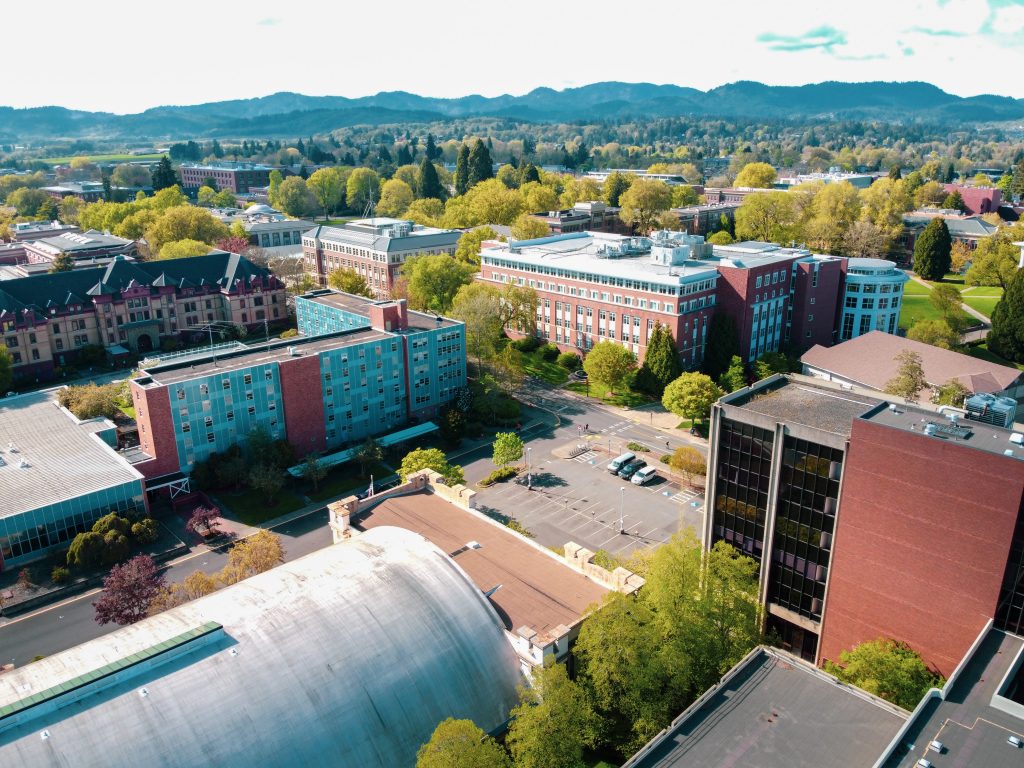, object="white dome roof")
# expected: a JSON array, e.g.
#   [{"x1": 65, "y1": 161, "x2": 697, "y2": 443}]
[
  {"x1": 245, "y1": 203, "x2": 277, "y2": 215},
  {"x1": 0, "y1": 527, "x2": 523, "y2": 767}
]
